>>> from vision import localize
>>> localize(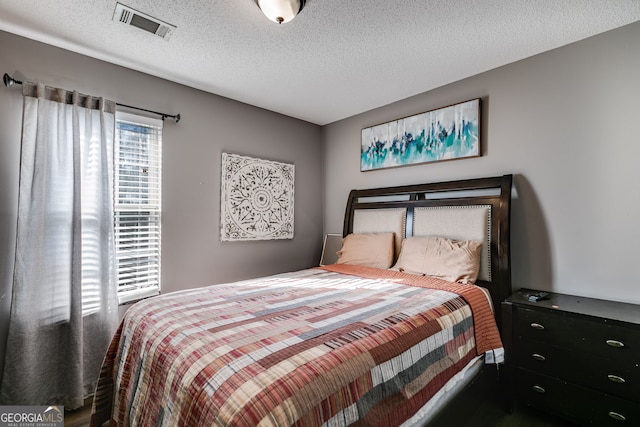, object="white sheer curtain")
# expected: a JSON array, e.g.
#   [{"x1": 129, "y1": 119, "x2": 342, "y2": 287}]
[{"x1": 0, "y1": 82, "x2": 119, "y2": 409}]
